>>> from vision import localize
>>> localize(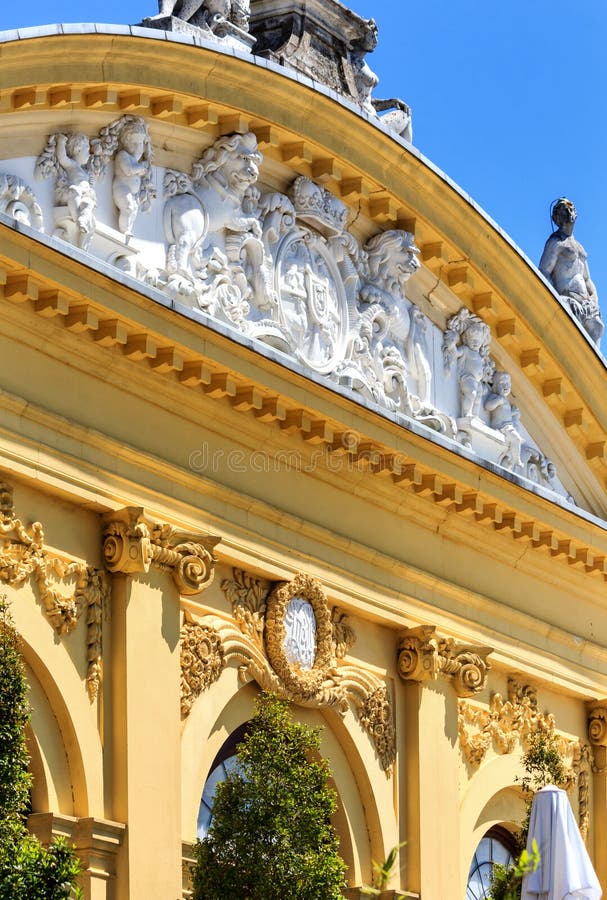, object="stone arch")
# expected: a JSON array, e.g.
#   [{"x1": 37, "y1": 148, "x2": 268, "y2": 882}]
[
  {"x1": 459, "y1": 753, "x2": 526, "y2": 896},
  {"x1": 181, "y1": 669, "x2": 397, "y2": 888},
  {"x1": 8, "y1": 585, "x2": 104, "y2": 817}
]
